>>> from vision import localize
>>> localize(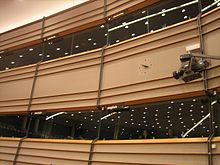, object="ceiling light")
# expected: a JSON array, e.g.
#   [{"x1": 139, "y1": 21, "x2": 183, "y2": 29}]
[
  {"x1": 168, "y1": 106, "x2": 171, "y2": 109},
  {"x1": 184, "y1": 16, "x2": 188, "y2": 19},
  {"x1": 182, "y1": 9, "x2": 186, "y2": 12},
  {"x1": 179, "y1": 108, "x2": 182, "y2": 111},
  {"x1": 142, "y1": 116, "x2": 146, "y2": 119},
  {"x1": 152, "y1": 125, "x2": 154, "y2": 128},
  {"x1": 156, "y1": 122, "x2": 159, "y2": 125},
  {"x1": 66, "y1": 120, "x2": 68, "y2": 123},
  {"x1": 100, "y1": 25, "x2": 104, "y2": 28},
  {"x1": 91, "y1": 118, "x2": 93, "y2": 121},
  {"x1": 156, "y1": 109, "x2": 159, "y2": 112},
  {"x1": 131, "y1": 33, "x2": 135, "y2": 36},
  {"x1": 145, "y1": 21, "x2": 149, "y2": 25},
  {"x1": 75, "y1": 45, "x2": 79, "y2": 48},
  {"x1": 19, "y1": 55, "x2": 23, "y2": 58},
  {"x1": 71, "y1": 114, "x2": 74, "y2": 116},
  {"x1": 167, "y1": 116, "x2": 170, "y2": 118},
  {"x1": 132, "y1": 122, "x2": 134, "y2": 125},
  {"x1": 155, "y1": 114, "x2": 158, "y2": 116},
  {"x1": 183, "y1": 125, "x2": 186, "y2": 128},
  {"x1": 138, "y1": 124, "x2": 141, "y2": 126},
  {"x1": 116, "y1": 40, "x2": 120, "y2": 43},
  {"x1": 191, "y1": 105, "x2": 194, "y2": 107},
  {"x1": 78, "y1": 111, "x2": 81, "y2": 113},
  {"x1": 162, "y1": 13, "x2": 166, "y2": 17},
  {"x1": 171, "y1": 101, "x2": 174, "y2": 104},
  {"x1": 132, "y1": 109, "x2": 134, "y2": 112},
  {"x1": 155, "y1": 118, "x2": 158, "y2": 121},
  {"x1": 159, "y1": 126, "x2": 161, "y2": 129},
  {"x1": 39, "y1": 53, "x2": 43, "y2": 56},
  {"x1": 93, "y1": 42, "x2": 97, "y2": 45},
  {"x1": 107, "y1": 126, "x2": 110, "y2": 129},
  {"x1": 46, "y1": 55, "x2": 50, "y2": 58},
  {"x1": 88, "y1": 38, "x2": 92, "y2": 41},
  {"x1": 168, "y1": 120, "x2": 170, "y2": 123},
  {"x1": 167, "y1": 111, "x2": 170, "y2": 114},
  {"x1": 11, "y1": 61, "x2": 15, "y2": 64},
  {"x1": 201, "y1": 106, "x2": 204, "y2": 108},
  {"x1": 84, "y1": 117, "x2": 87, "y2": 119},
  {"x1": 111, "y1": 119, "x2": 114, "y2": 122},
  {"x1": 144, "y1": 107, "x2": 148, "y2": 109},
  {"x1": 142, "y1": 10, "x2": 146, "y2": 14},
  {"x1": 192, "y1": 118, "x2": 194, "y2": 121},
  {"x1": 181, "y1": 103, "x2": 184, "y2": 106},
  {"x1": 217, "y1": 2, "x2": 220, "y2": 6},
  {"x1": 5, "y1": 67, "x2": 9, "y2": 70},
  {"x1": 143, "y1": 112, "x2": 146, "y2": 114},
  {"x1": 29, "y1": 48, "x2": 33, "y2": 51},
  {"x1": 179, "y1": 117, "x2": 182, "y2": 120},
  {"x1": 215, "y1": 126, "x2": 218, "y2": 128},
  {"x1": 104, "y1": 33, "x2": 108, "y2": 36},
  {"x1": 143, "y1": 120, "x2": 146, "y2": 123},
  {"x1": 56, "y1": 47, "x2": 61, "y2": 51},
  {"x1": 190, "y1": 109, "x2": 193, "y2": 112},
  {"x1": 130, "y1": 114, "x2": 133, "y2": 117},
  {"x1": 125, "y1": 25, "x2": 129, "y2": 28},
  {"x1": 181, "y1": 121, "x2": 184, "y2": 124},
  {"x1": 131, "y1": 118, "x2": 133, "y2": 121},
  {"x1": 125, "y1": 121, "x2": 127, "y2": 124},
  {"x1": 65, "y1": 52, "x2": 69, "y2": 55},
  {"x1": 170, "y1": 124, "x2": 172, "y2": 126}
]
